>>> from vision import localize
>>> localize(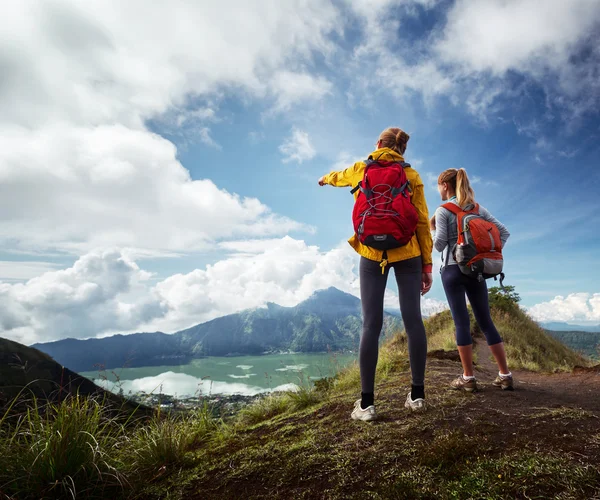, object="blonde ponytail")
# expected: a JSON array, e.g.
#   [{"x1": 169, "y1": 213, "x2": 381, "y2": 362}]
[
  {"x1": 456, "y1": 168, "x2": 475, "y2": 207},
  {"x1": 438, "y1": 168, "x2": 476, "y2": 208}
]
